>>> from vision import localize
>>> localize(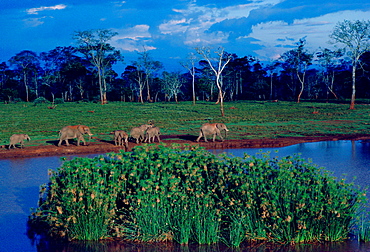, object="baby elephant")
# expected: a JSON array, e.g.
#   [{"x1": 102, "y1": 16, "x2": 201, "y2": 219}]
[
  {"x1": 144, "y1": 126, "x2": 161, "y2": 143},
  {"x1": 130, "y1": 124, "x2": 152, "y2": 143},
  {"x1": 196, "y1": 123, "x2": 229, "y2": 142},
  {"x1": 9, "y1": 134, "x2": 31, "y2": 149},
  {"x1": 114, "y1": 130, "x2": 128, "y2": 148}
]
